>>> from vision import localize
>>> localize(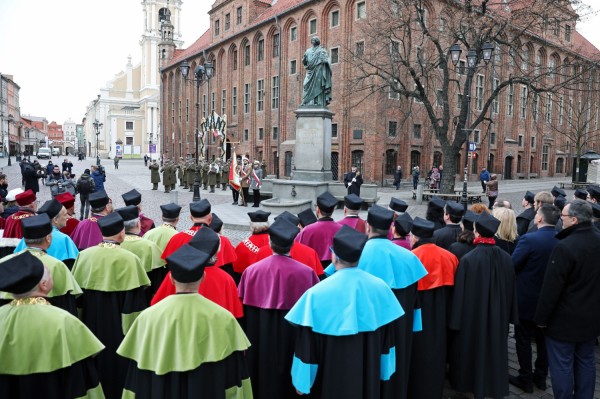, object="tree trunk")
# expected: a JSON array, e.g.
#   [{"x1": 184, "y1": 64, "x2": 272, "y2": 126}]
[{"x1": 440, "y1": 144, "x2": 461, "y2": 194}]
